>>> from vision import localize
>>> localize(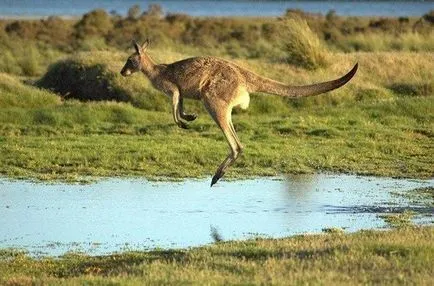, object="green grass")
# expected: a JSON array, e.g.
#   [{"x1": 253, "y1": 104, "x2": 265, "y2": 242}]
[
  {"x1": 0, "y1": 73, "x2": 60, "y2": 108},
  {"x1": 0, "y1": 94, "x2": 432, "y2": 181},
  {"x1": 0, "y1": 38, "x2": 65, "y2": 77},
  {"x1": 0, "y1": 226, "x2": 432, "y2": 285},
  {"x1": 0, "y1": 50, "x2": 432, "y2": 181}
]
